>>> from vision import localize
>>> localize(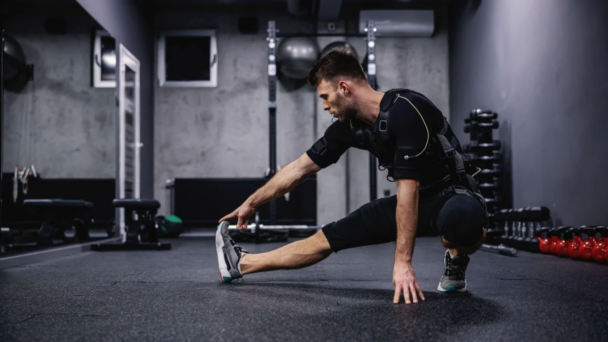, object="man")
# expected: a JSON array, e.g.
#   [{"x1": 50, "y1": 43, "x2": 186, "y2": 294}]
[{"x1": 216, "y1": 49, "x2": 487, "y2": 304}]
